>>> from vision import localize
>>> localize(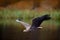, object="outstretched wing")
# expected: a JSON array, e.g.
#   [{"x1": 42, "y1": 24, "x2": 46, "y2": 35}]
[
  {"x1": 30, "y1": 17, "x2": 43, "y2": 29},
  {"x1": 16, "y1": 19, "x2": 31, "y2": 29}
]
